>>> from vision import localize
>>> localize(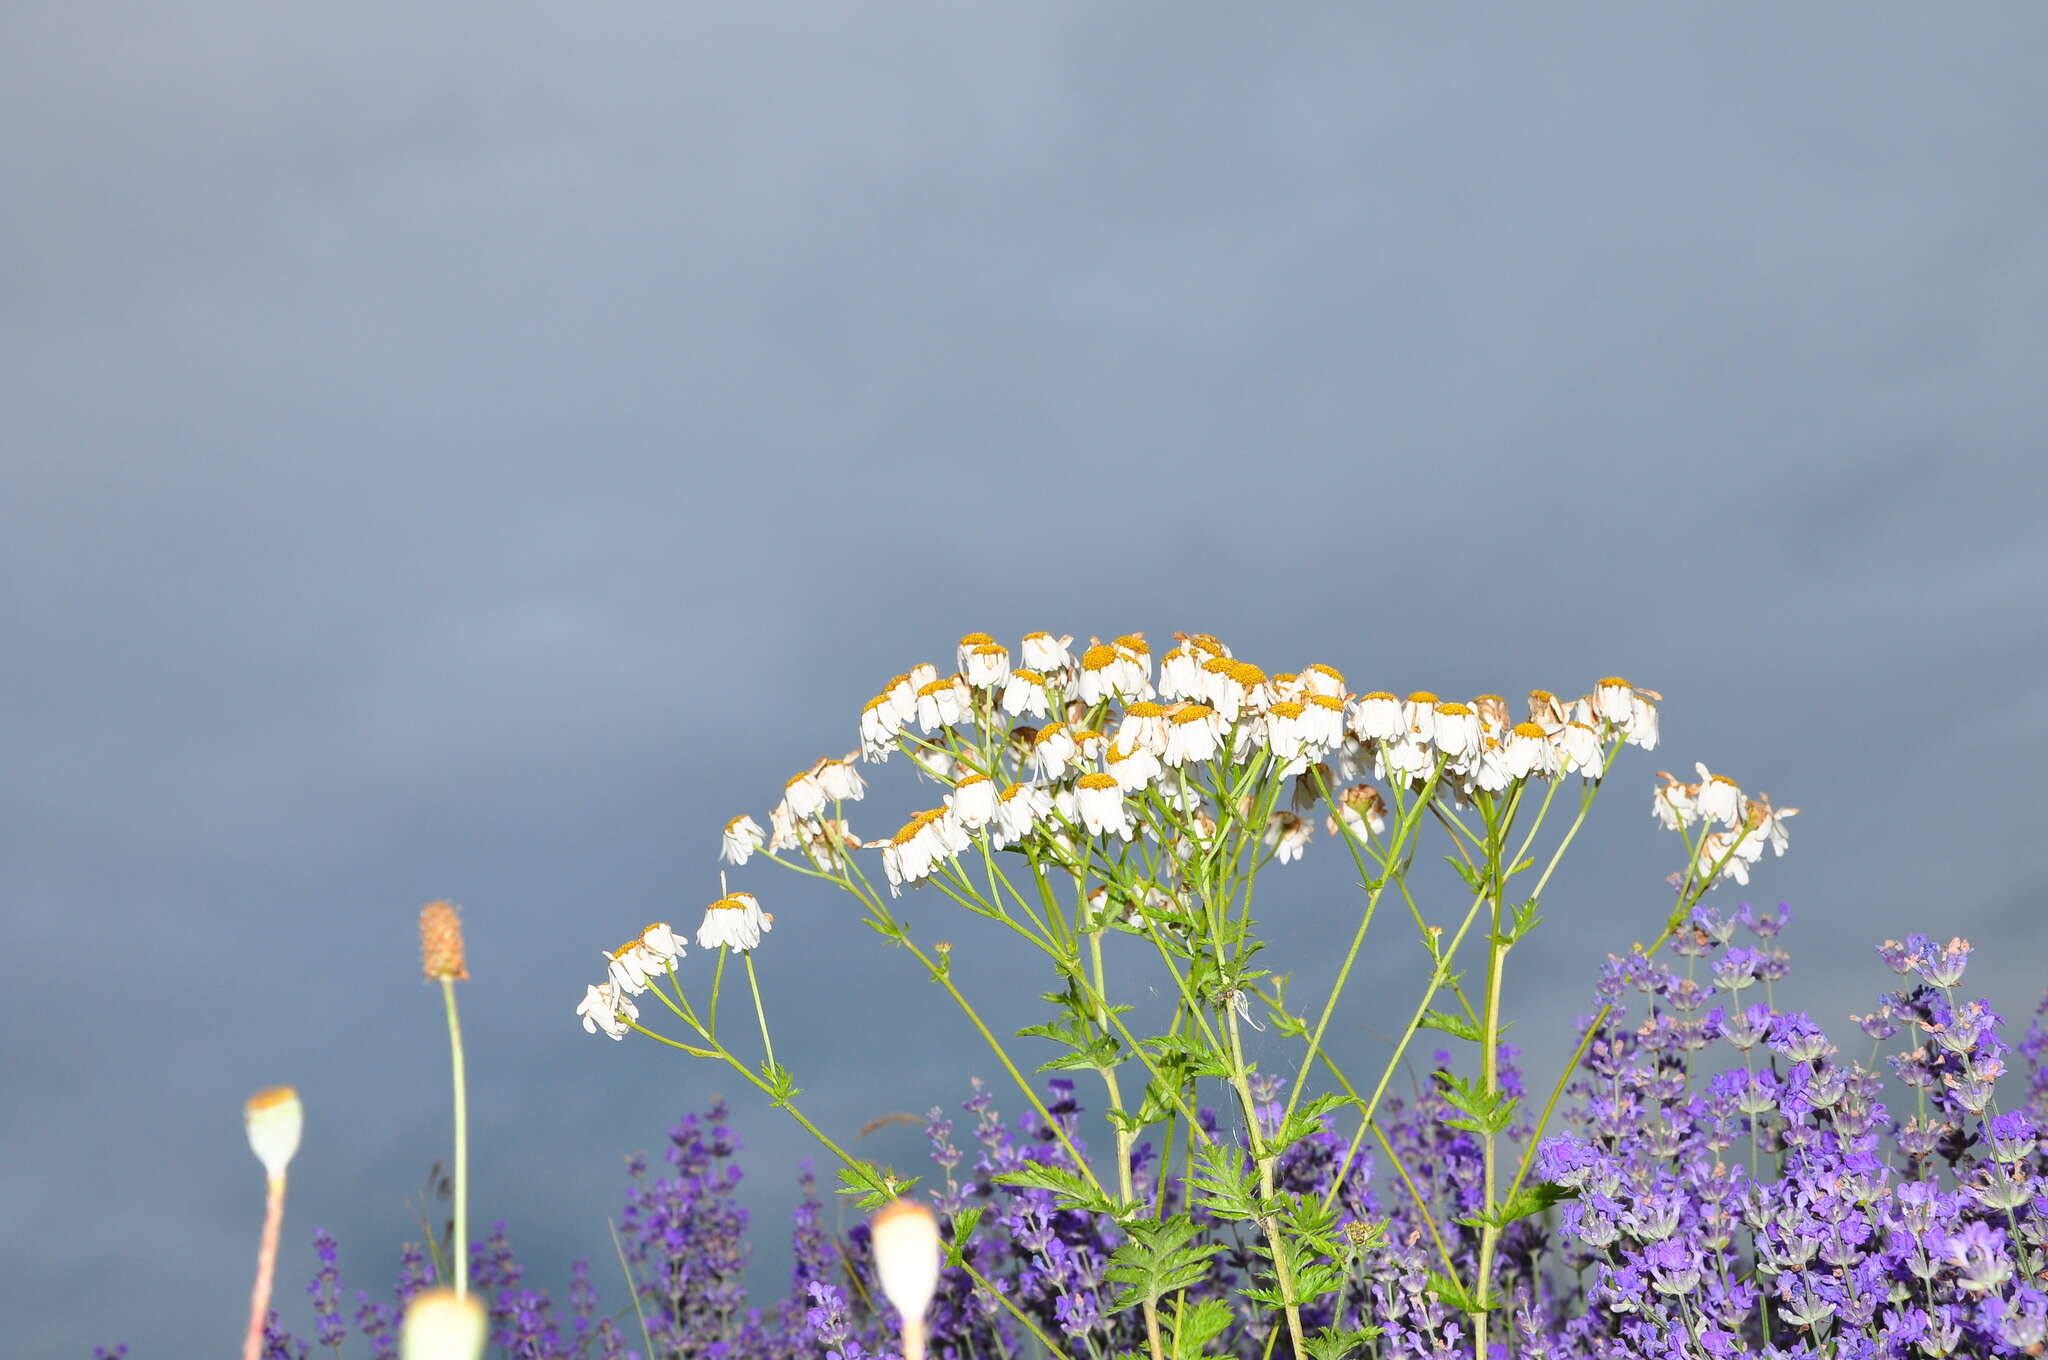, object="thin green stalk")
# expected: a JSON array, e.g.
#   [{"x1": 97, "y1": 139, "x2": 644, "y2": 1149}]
[
  {"x1": 439, "y1": 976, "x2": 469, "y2": 1298},
  {"x1": 744, "y1": 952, "x2": 776, "y2": 1071}
]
